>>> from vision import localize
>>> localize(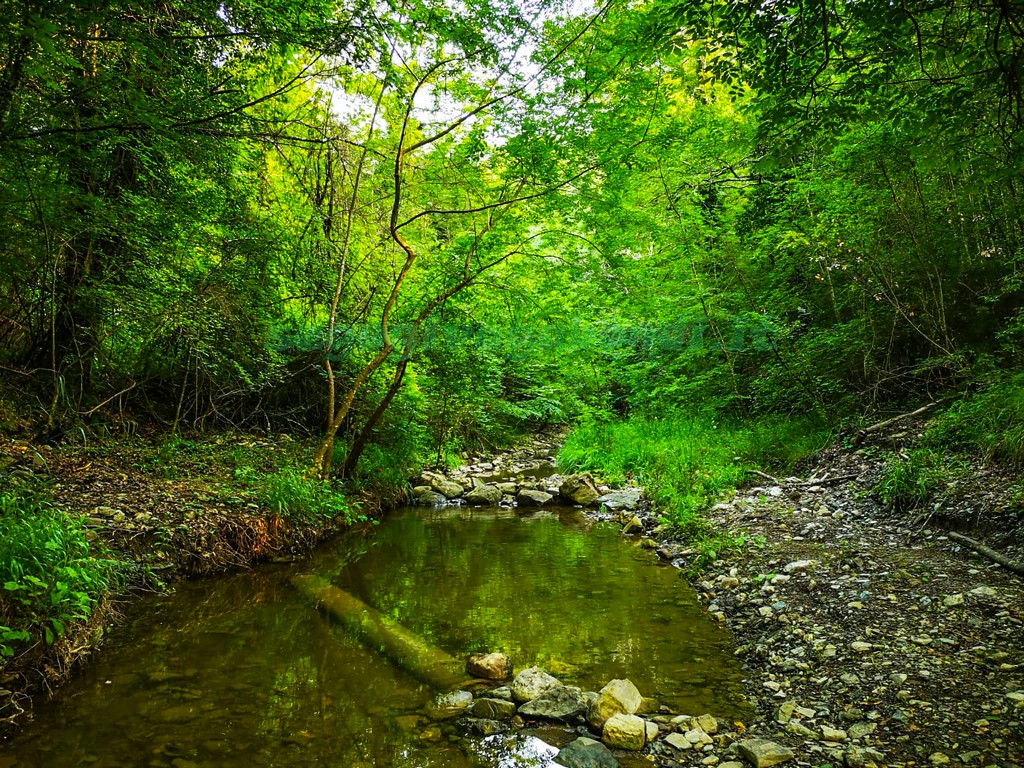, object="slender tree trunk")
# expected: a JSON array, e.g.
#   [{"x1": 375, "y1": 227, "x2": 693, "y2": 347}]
[{"x1": 341, "y1": 359, "x2": 409, "y2": 478}]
